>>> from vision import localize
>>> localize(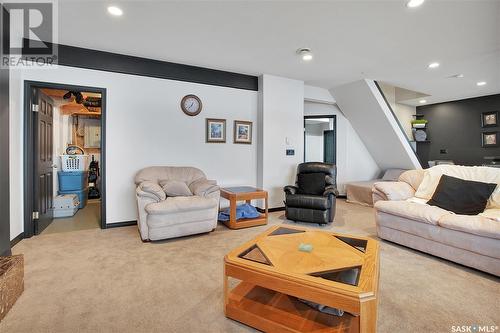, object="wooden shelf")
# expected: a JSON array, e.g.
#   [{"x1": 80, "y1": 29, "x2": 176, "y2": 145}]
[
  {"x1": 226, "y1": 282, "x2": 359, "y2": 333},
  {"x1": 221, "y1": 214, "x2": 267, "y2": 229}
]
